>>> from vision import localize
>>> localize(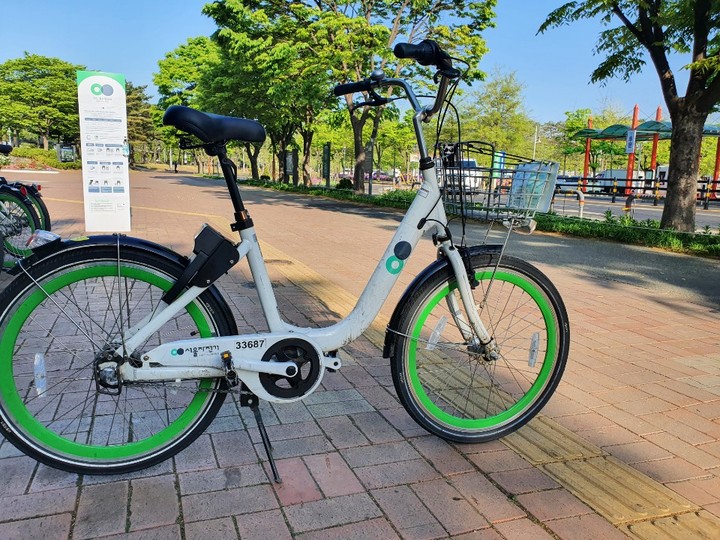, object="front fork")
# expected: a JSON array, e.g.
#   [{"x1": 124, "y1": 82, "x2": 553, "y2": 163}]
[{"x1": 438, "y1": 243, "x2": 500, "y2": 361}]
